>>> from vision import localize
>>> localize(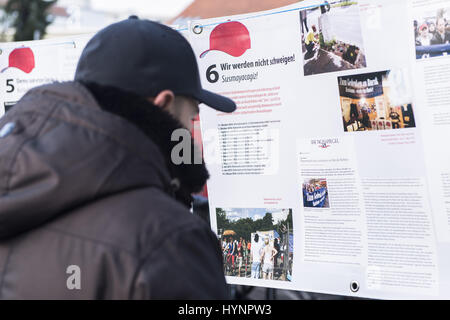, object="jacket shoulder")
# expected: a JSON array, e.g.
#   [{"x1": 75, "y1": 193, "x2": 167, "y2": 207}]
[{"x1": 47, "y1": 186, "x2": 208, "y2": 257}]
